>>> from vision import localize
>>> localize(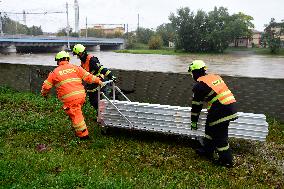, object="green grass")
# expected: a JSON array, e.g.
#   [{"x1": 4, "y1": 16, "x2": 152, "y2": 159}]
[
  {"x1": 225, "y1": 47, "x2": 284, "y2": 55},
  {"x1": 1, "y1": 86, "x2": 284, "y2": 188},
  {"x1": 114, "y1": 49, "x2": 187, "y2": 56},
  {"x1": 252, "y1": 48, "x2": 284, "y2": 55},
  {"x1": 115, "y1": 44, "x2": 284, "y2": 56}
]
